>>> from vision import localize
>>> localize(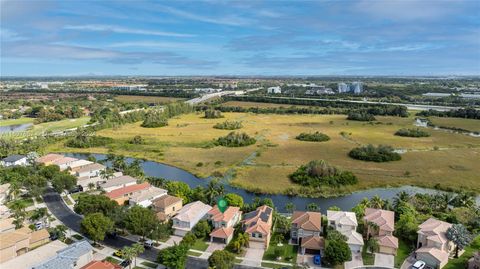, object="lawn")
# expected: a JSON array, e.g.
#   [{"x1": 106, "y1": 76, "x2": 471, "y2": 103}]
[
  {"x1": 395, "y1": 239, "x2": 413, "y2": 268},
  {"x1": 190, "y1": 238, "x2": 209, "y2": 251},
  {"x1": 429, "y1": 116, "x2": 480, "y2": 132},
  {"x1": 1, "y1": 117, "x2": 91, "y2": 139},
  {"x1": 362, "y1": 246, "x2": 374, "y2": 265},
  {"x1": 187, "y1": 250, "x2": 202, "y2": 257},
  {"x1": 104, "y1": 256, "x2": 122, "y2": 264},
  {"x1": 263, "y1": 237, "x2": 298, "y2": 263},
  {"x1": 46, "y1": 112, "x2": 480, "y2": 196},
  {"x1": 261, "y1": 262, "x2": 293, "y2": 268},
  {"x1": 140, "y1": 261, "x2": 158, "y2": 268},
  {"x1": 7, "y1": 197, "x2": 34, "y2": 209},
  {"x1": 114, "y1": 95, "x2": 185, "y2": 104},
  {"x1": 444, "y1": 235, "x2": 480, "y2": 269}
]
